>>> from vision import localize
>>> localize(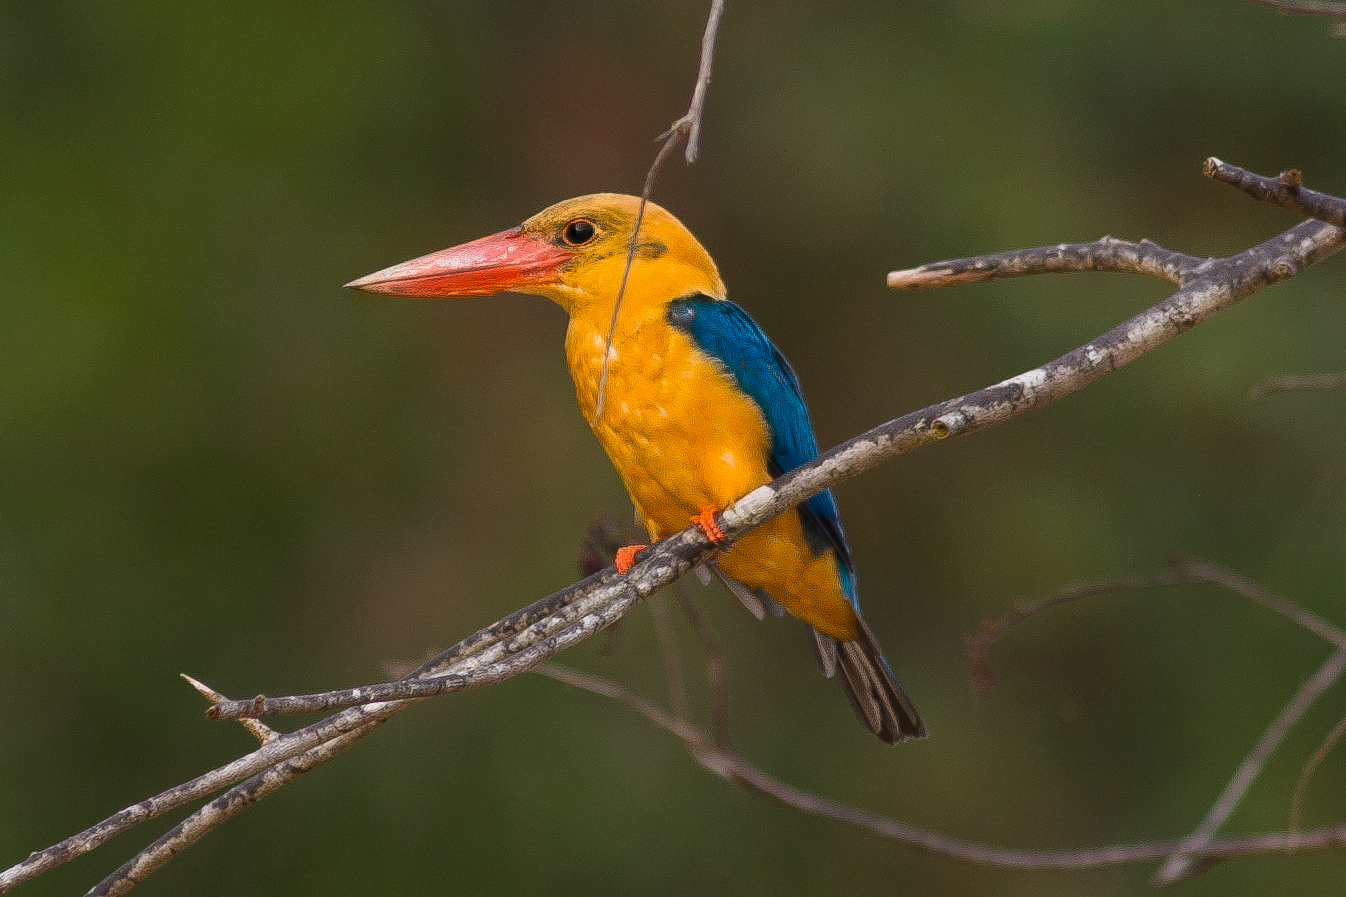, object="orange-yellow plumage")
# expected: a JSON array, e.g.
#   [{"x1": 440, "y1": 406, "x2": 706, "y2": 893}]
[{"x1": 346, "y1": 193, "x2": 925, "y2": 742}]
